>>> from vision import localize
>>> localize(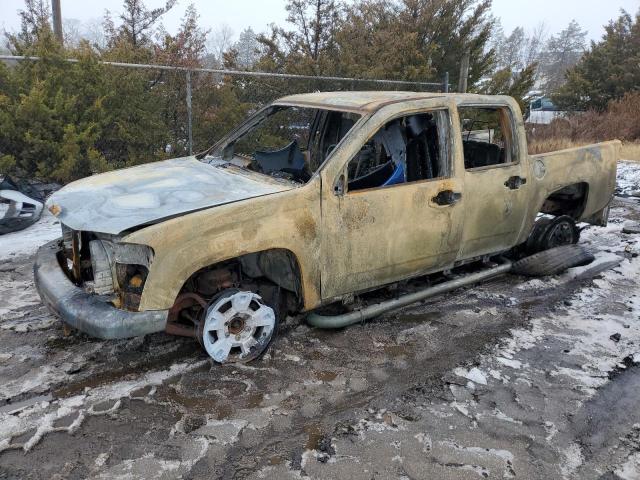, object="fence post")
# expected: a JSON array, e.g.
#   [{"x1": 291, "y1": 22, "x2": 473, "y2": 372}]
[
  {"x1": 458, "y1": 50, "x2": 470, "y2": 93},
  {"x1": 443, "y1": 72, "x2": 449, "y2": 93},
  {"x1": 186, "y1": 70, "x2": 193, "y2": 155}
]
